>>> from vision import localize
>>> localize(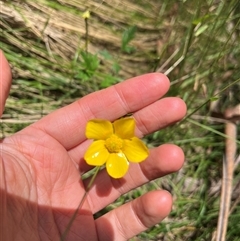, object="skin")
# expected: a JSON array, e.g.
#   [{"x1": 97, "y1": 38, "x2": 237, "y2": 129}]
[{"x1": 0, "y1": 50, "x2": 187, "y2": 241}]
